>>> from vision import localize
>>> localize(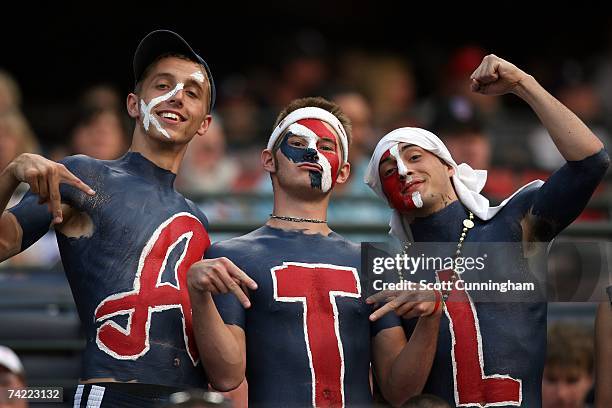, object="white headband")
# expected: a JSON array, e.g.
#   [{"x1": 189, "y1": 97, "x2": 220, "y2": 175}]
[{"x1": 267, "y1": 107, "x2": 349, "y2": 163}]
